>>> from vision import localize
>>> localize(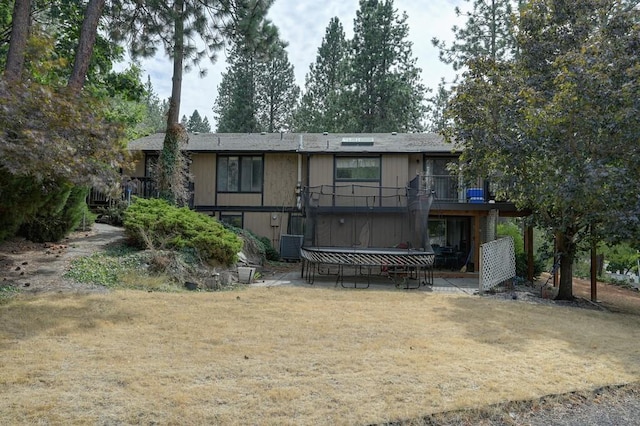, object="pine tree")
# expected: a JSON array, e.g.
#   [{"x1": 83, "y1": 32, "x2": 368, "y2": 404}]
[
  {"x1": 346, "y1": 0, "x2": 426, "y2": 133},
  {"x1": 424, "y1": 79, "x2": 451, "y2": 133},
  {"x1": 140, "y1": 75, "x2": 168, "y2": 133},
  {"x1": 295, "y1": 17, "x2": 349, "y2": 132},
  {"x1": 214, "y1": 48, "x2": 260, "y2": 132},
  {"x1": 255, "y1": 44, "x2": 299, "y2": 132},
  {"x1": 187, "y1": 109, "x2": 211, "y2": 132},
  {"x1": 214, "y1": 40, "x2": 299, "y2": 133},
  {"x1": 432, "y1": 0, "x2": 520, "y2": 71}
]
